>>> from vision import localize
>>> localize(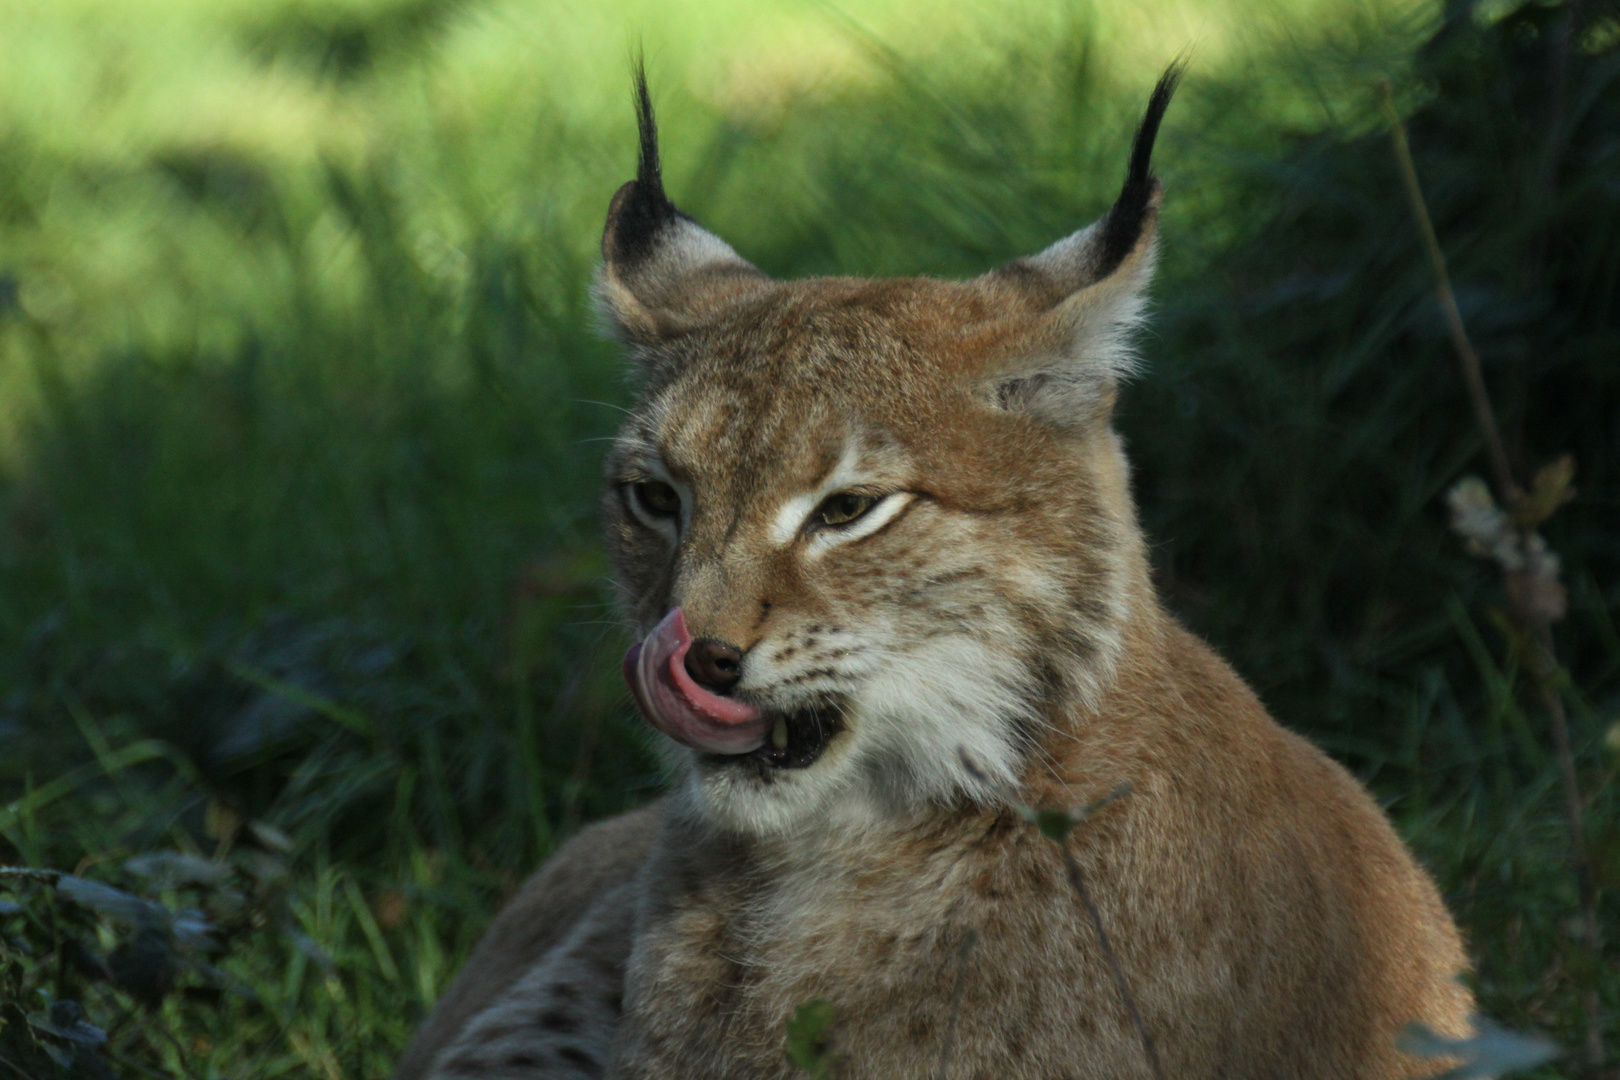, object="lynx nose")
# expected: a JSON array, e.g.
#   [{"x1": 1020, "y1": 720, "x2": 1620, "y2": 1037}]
[{"x1": 685, "y1": 638, "x2": 744, "y2": 694}]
